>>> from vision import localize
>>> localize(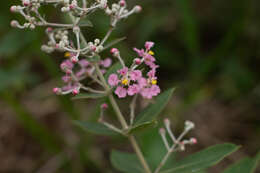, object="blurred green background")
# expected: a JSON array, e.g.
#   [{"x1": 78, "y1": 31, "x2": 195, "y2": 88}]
[{"x1": 0, "y1": 0, "x2": 260, "y2": 172}]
